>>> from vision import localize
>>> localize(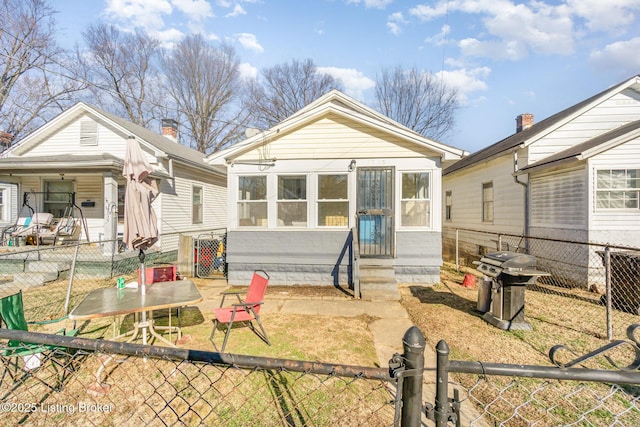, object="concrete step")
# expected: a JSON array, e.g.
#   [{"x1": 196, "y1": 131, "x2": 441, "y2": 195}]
[
  {"x1": 10, "y1": 271, "x2": 60, "y2": 289},
  {"x1": 26, "y1": 261, "x2": 71, "y2": 273},
  {"x1": 360, "y1": 288, "x2": 400, "y2": 301}
]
